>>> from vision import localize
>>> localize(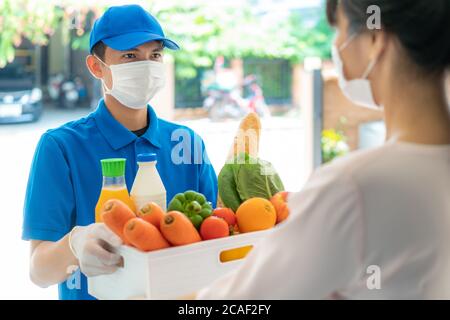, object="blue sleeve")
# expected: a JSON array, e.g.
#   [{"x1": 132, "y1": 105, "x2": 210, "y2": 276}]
[
  {"x1": 197, "y1": 138, "x2": 218, "y2": 208},
  {"x1": 22, "y1": 133, "x2": 75, "y2": 242}
]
